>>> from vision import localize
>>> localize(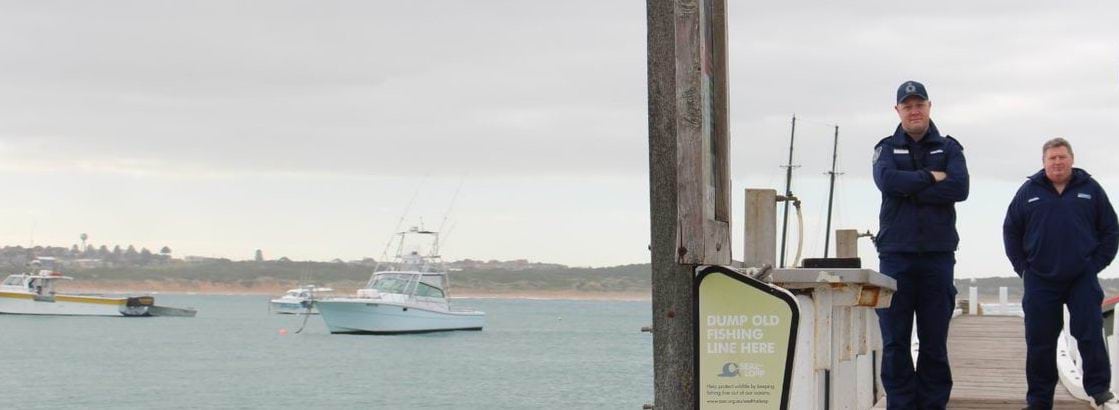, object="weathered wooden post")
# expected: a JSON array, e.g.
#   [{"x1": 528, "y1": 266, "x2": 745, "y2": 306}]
[
  {"x1": 745, "y1": 189, "x2": 778, "y2": 268},
  {"x1": 647, "y1": 0, "x2": 731, "y2": 408},
  {"x1": 835, "y1": 229, "x2": 859, "y2": 259}
]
